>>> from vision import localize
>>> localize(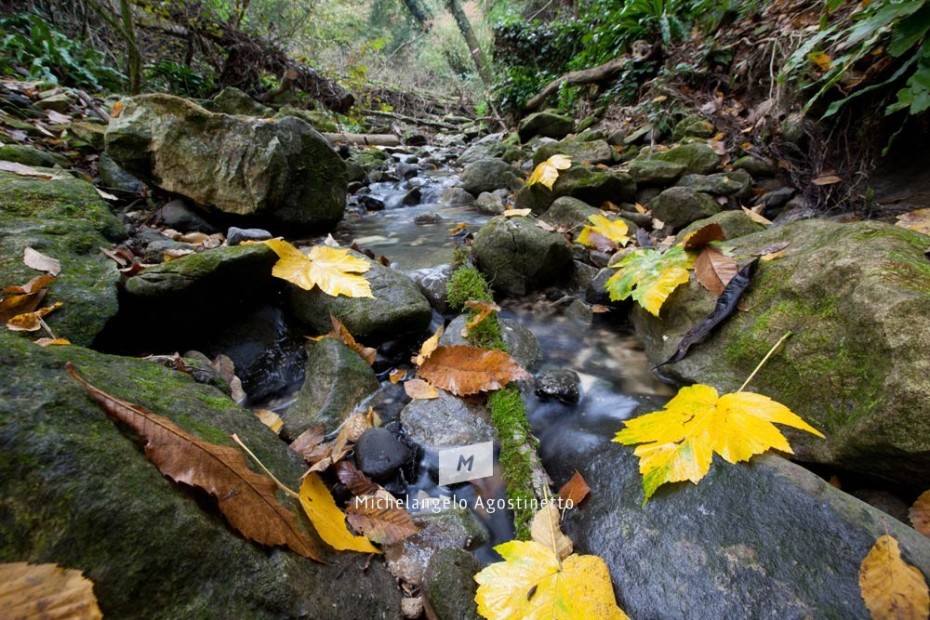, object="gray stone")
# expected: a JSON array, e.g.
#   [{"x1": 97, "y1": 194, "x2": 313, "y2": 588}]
[
  {"x1": 423, "y1": 549, "x2": 481, "y2": 620},
  {"x1": 227, "y1": 226, "x2": 273, "y2": 245},
  {"x1": 533, "y1": 138, "x2": 614, "y2": 167},
  {"x1": 540, "y1": 196, "x2": 600, "y2": 228},
  {"x1": 515, "y1": 166, "x2": 636, "y2": 215},
  {"x1": 97, "y1": 153, "x2": 146, "y2": 194},
  {"x1": 628, "y1": 158, "x2": 687, "y2": 185},
  {"x1": 757, "y1": 186, "x2": 796, "y2": 209},
  {"x1": 475, "y1": 192, "x2": 504, "y2": 215},
  {"x1": 36, "y1": 92, "x2": 72, "y2": 112},
  {"x1": 651, "y1": 143, "x2": 720, "y2": 175},
  {"x1": 158, "y1": 198, "x2": 216, "y2": 233},
  {"x1": 0, "y1": 331, "x2": 402, "y2": 618},
  {"x1": 535, "y1": 368, "x2": 581, "y2": 403},
  {"x1": 207, "y1": 86, "x2": 273, "y2": 117},
  {"x1": 355, "y1": 428, "x2": 411, "y2": 481},
  {"x1": 473, "y1": 216, "x2": 574, "y2": 296},
  {"x1": 442, "y1": 315, "x2": 540, "y2": 370},
  {"x1": 678, "y1": 210, "x2": 766, "y2": 241},
  {"x1": 677, "y1": 170, "x2": 753, "y2": 197},
  {"x1": 441, "y1": 187, "x2": 476, "y2": 206},
  {"x1": 407, "y1": 264, "x2": 452, "y2": 313},
  {"x1": 288, "y1": 249, "x2": 433, "y2": 342},
  {"x1": 733, "y1": 155, "x2": 777, "y2": 176},
  {"x1": 282, "y1": 338, "x2": 379, "y2": 438},
  {"x1": 106, "y1": 94, "x2": 347, "y2": 231},
  {"x1": 632, "y1": 220, "x2": 930, "y2": 485},
  {"x1": 648, "y1": 187, "x2": 721, "y2": 231},
  {"x1": 460, "y1": 158, "x2": 524, "y2": 195},
  {"x1": 517, "y1": 111, "x2": 574, "y2": 142},
  {"x1": 0, "y1": 144, "x2": 68, "y2": 168},
  {"x1": 400, "y1": 392, "x2": 494, "y2": 455},
  {"x1": 672, "y1": 116, "x2": 716, "y2": 140}
]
